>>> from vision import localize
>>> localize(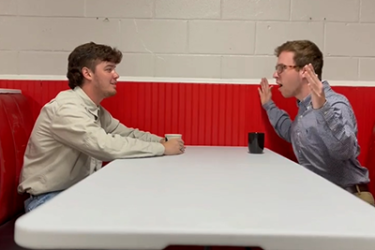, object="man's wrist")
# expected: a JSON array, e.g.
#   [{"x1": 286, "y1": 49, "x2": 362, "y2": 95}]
[
  {"x1": 312, "y1": 98, "x2": 327, "y2": 110},
  {"x1": 262, "y1": 100, "x2": 274, "y2": 110}
]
